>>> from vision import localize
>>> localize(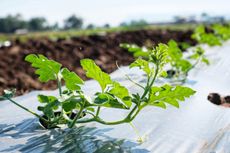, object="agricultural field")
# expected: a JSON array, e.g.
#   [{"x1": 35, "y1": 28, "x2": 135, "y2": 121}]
[
  {"x1": 0, "y1": 27, "x2": 196, "y2": 96},
  {"x1": 0, "y1": 23, "x2": 197, "y2": 42},
  {"x1": 1, "y1": 23, "x2": 230, "y2": 152},
  {"x1": 0, "y1": 0, "x2": 230, "y2": 152}
]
